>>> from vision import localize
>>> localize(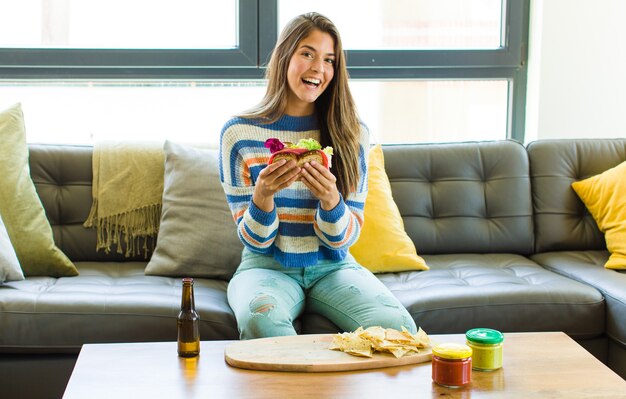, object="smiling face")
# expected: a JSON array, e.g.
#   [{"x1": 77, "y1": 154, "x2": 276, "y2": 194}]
[{"x1": 285, "y1": 29, "x2": 336, "y2": 116}]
